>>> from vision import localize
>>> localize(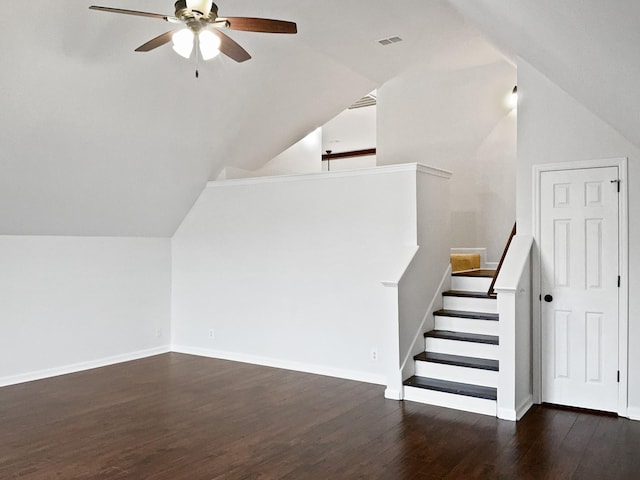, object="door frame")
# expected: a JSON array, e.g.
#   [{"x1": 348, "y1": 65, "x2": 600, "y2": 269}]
[{"x1": 532, "y1": 157, "x2": 628, "y2": 416}]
